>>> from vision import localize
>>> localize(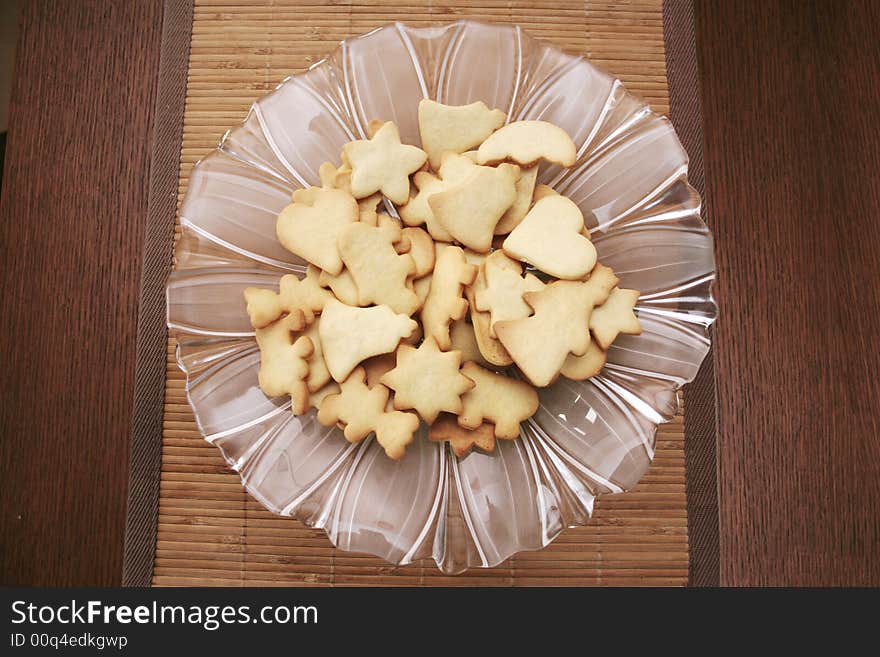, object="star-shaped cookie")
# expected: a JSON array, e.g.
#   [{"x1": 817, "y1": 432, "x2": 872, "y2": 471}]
[
  {"x1": 589, "y1": 287, "x2": 642, "y2": 349},
  {"x1": 380, "y1": 336, "x2": 475, "y2": 424},
  {"x1": 342, "y1": 121, "x2": 427, "y2": 204}
]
